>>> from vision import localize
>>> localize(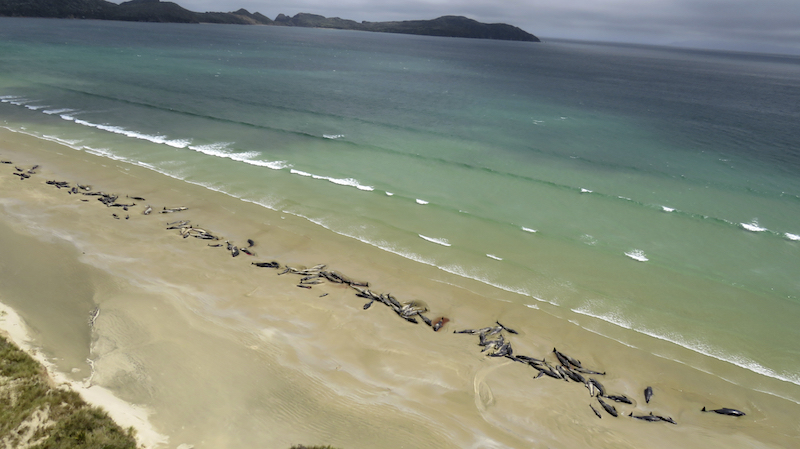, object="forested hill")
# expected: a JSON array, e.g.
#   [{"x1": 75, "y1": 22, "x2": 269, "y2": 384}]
[
  {"x1": 0, "y1": 0, "x2": 540, "y2": 42},
  {"x1": 273, "y1": 13, "x2": 539, "y2": 42}
]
